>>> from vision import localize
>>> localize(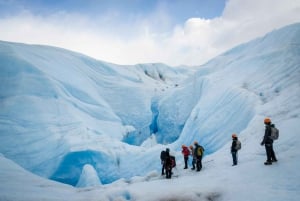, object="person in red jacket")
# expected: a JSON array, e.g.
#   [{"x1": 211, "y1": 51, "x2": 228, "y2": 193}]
[{"x1": 181, "y1": 145, "x2": 190, "y2": 169}]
